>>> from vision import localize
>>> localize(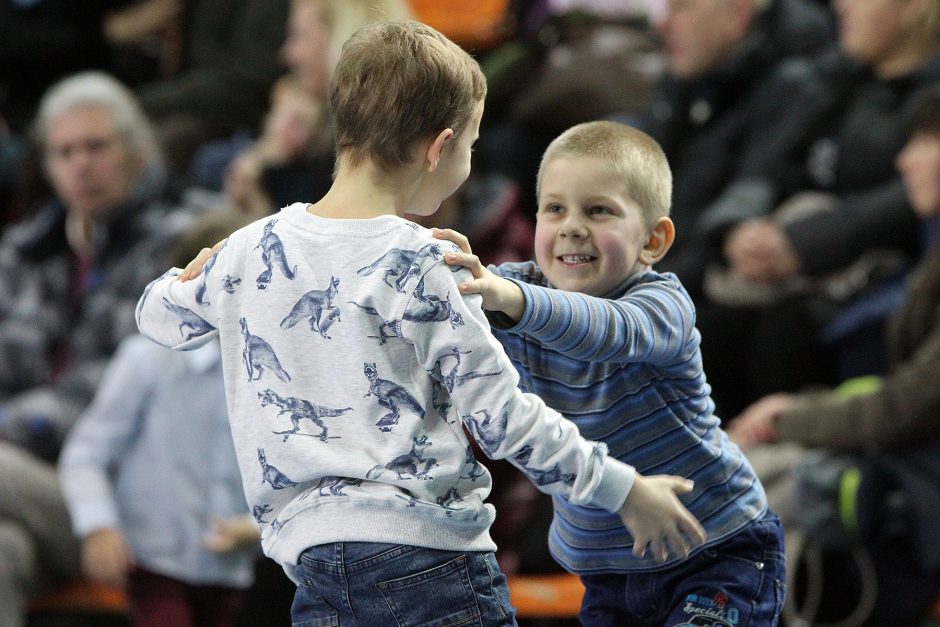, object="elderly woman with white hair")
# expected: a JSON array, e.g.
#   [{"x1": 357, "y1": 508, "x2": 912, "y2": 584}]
[{"x1": 0, "y1": 70, "x2": 185, "y2": 627}]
